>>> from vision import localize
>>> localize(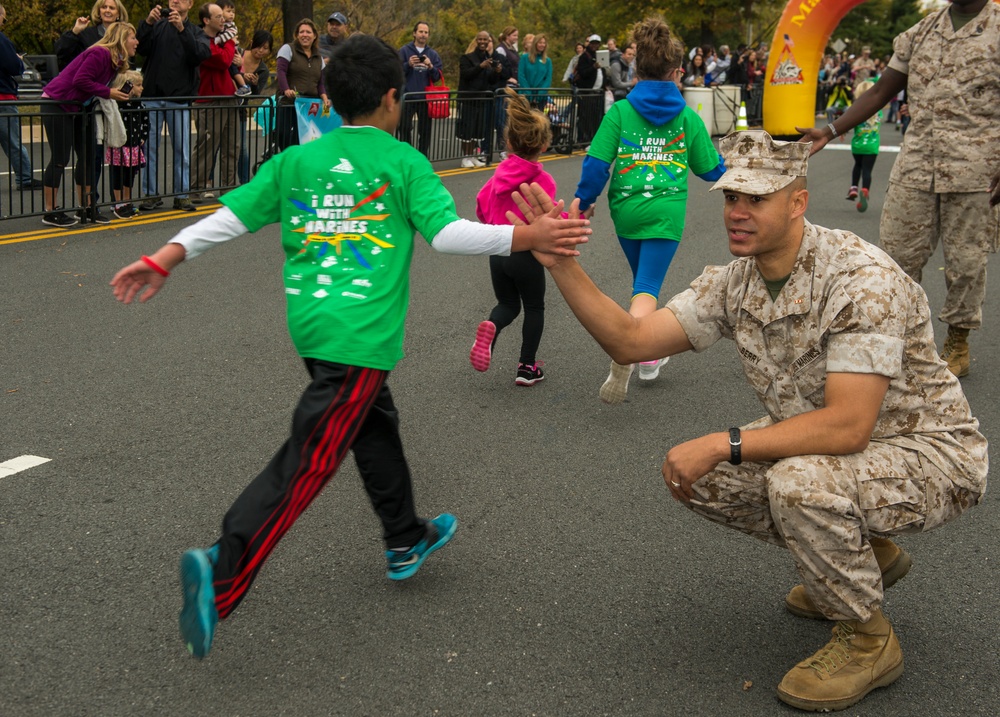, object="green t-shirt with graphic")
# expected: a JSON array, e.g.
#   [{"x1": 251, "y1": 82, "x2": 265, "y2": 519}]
[
  {"x1": 221, "y1": 126, "x2": 460, "y2": 370},
  {"x1": 589, "y1": 101, "x2": 719, "y2": 240},
  {"x1": 851, "y1": 110, "x2": 881, "y2": 155}
]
